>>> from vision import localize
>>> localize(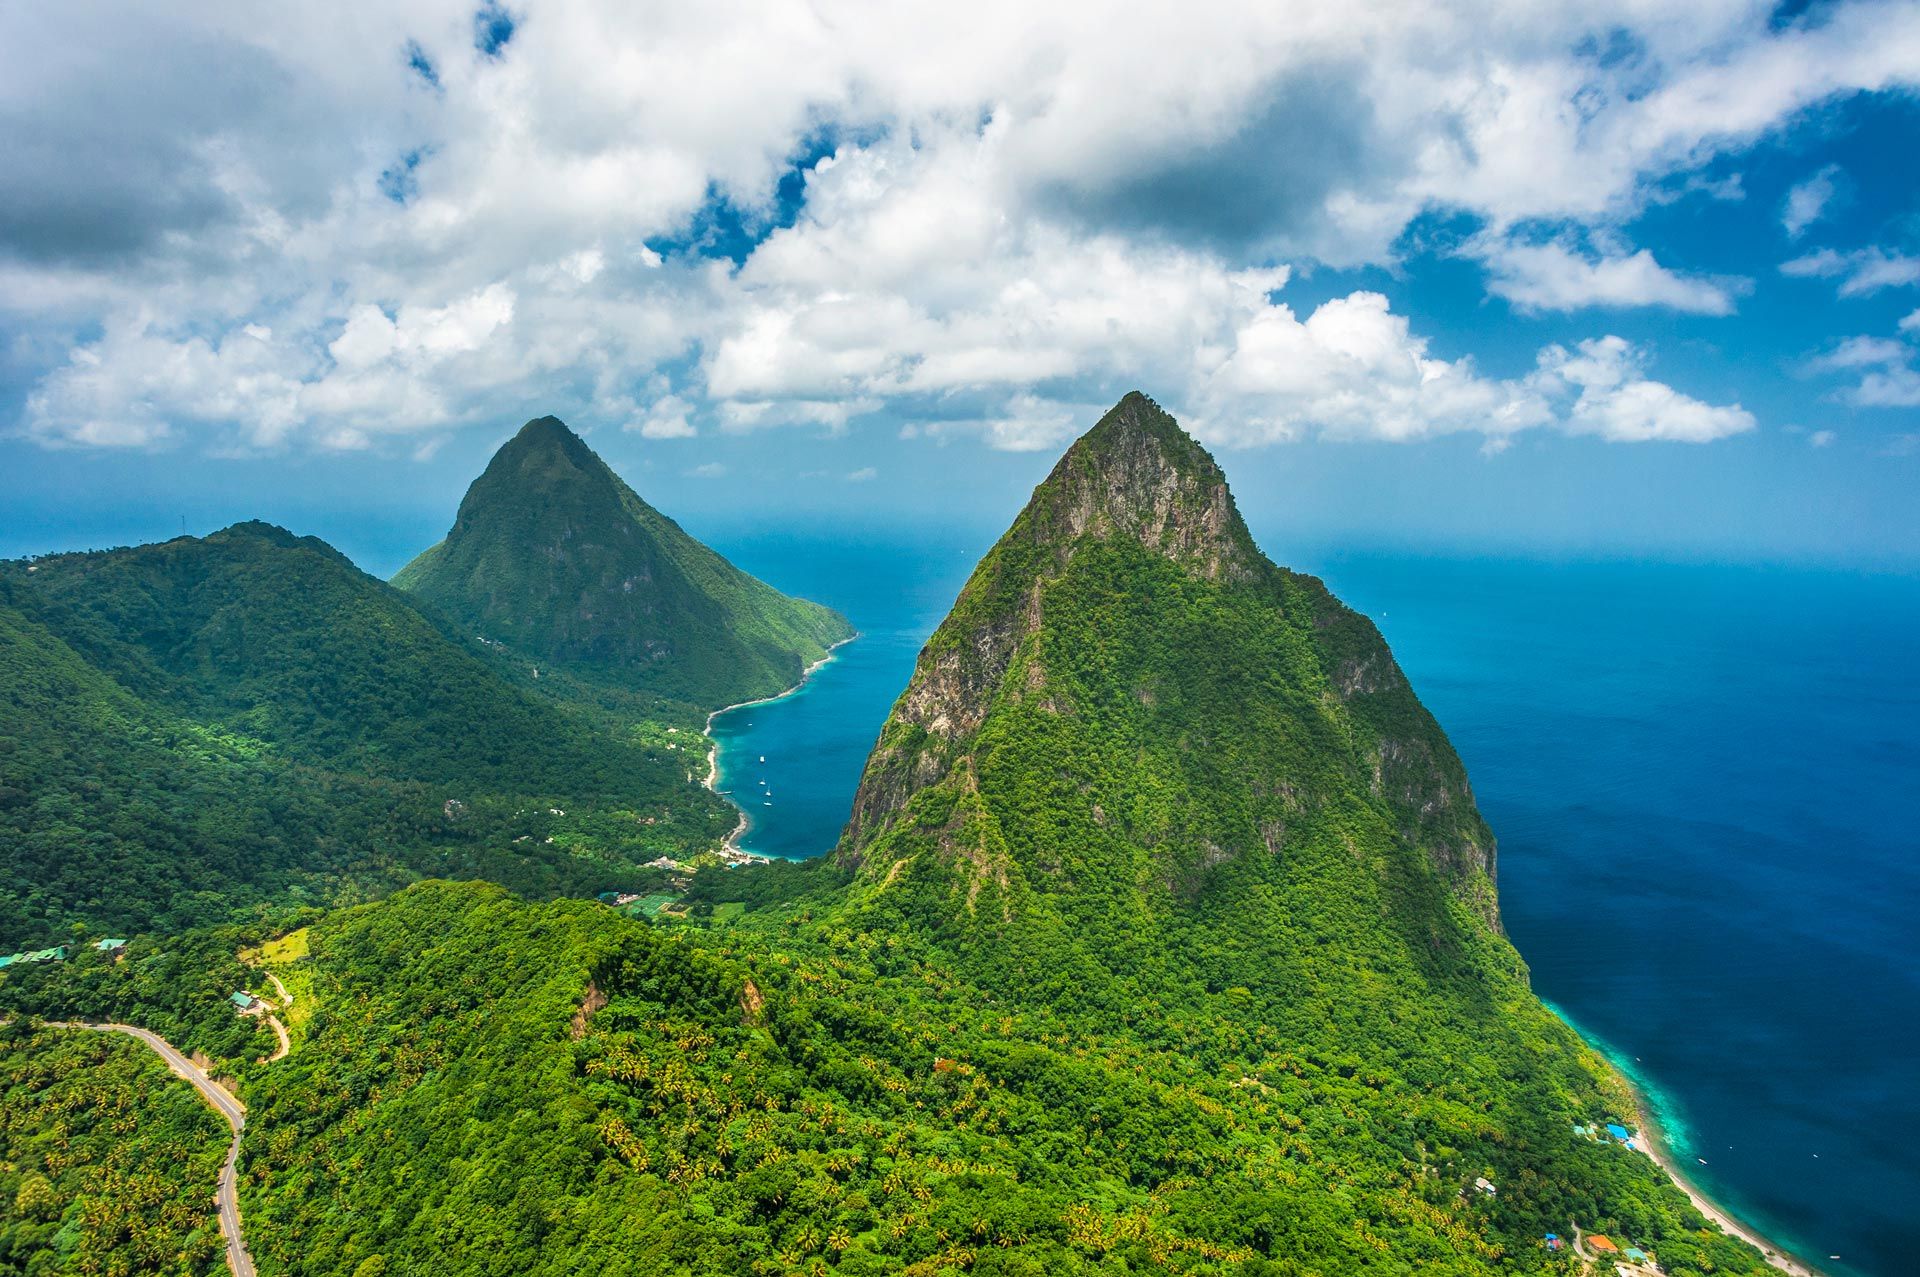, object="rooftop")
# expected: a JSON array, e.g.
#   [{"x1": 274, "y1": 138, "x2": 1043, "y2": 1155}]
[{"x1": 0, "y1": 946, "x2": 68, "y2": 968}]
